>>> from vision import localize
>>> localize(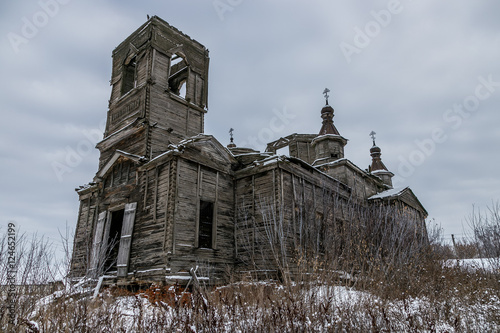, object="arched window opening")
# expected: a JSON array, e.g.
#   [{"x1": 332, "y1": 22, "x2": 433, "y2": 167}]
[{"x1": 168, "y1": 53, "x2": 189, "y2": 99}]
